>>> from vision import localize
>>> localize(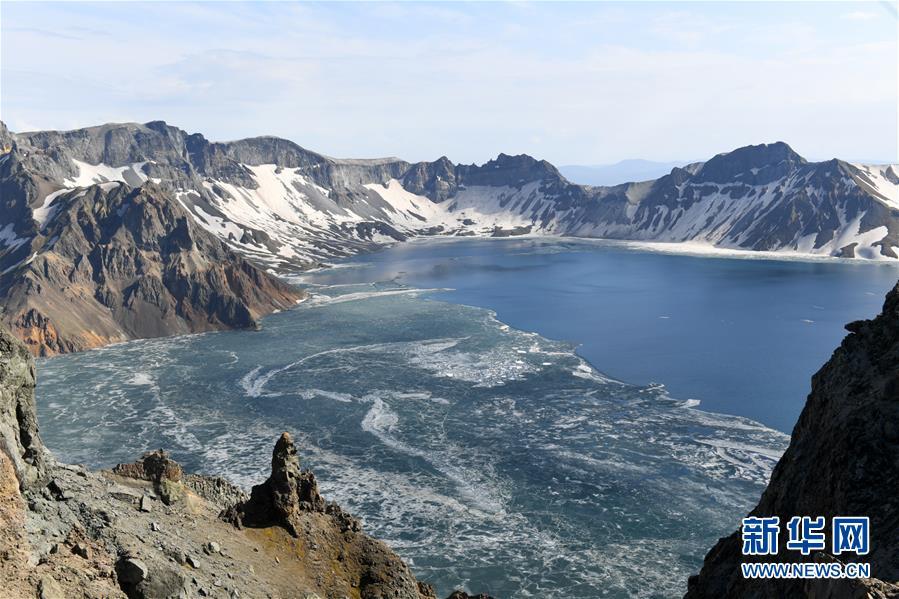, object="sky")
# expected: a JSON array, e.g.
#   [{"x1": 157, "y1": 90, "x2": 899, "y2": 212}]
[{"x1": 1, "y1": 1, "x2": 897, "y2": 165}]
